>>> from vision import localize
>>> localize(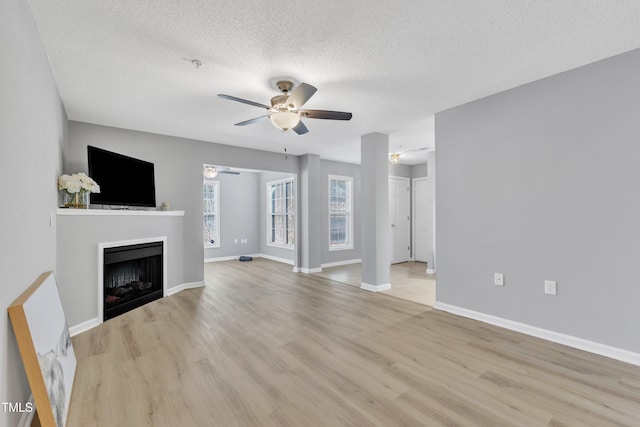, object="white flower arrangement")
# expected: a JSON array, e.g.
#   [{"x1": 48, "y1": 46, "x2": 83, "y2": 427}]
[
  {"x1": 58, "y1": 173, "x2": 100, "y2": 208},
  {"x1": 58, "y1": 172, "x2": 100, "y2": 193}
]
